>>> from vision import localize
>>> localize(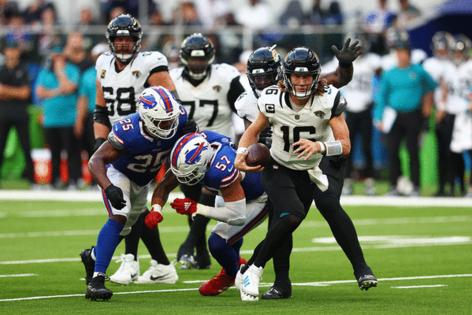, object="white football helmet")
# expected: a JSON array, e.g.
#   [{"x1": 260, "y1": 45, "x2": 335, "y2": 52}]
[
  {"x1": 137, "y1": 86, "x2": 181, "y2": 139},
  {"x1": 170, "y1": 133, "x2": 214, "y2": 185}
]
